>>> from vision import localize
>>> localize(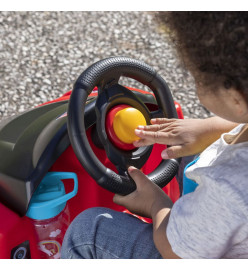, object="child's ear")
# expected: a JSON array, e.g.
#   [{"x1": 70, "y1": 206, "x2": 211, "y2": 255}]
[{"x1": 230, "y1": 88, "x2": 248, "y2": 118}]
